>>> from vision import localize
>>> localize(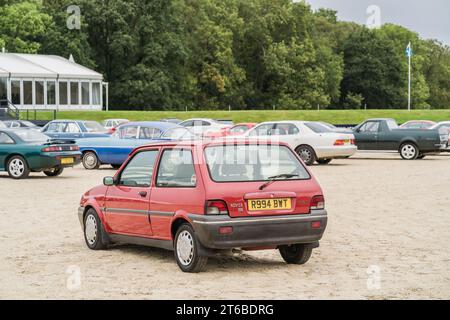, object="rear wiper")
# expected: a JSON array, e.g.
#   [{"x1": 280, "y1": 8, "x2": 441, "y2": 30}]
[{"x1": 259, "y1": 174, "x2": 299, "y2": 191}]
